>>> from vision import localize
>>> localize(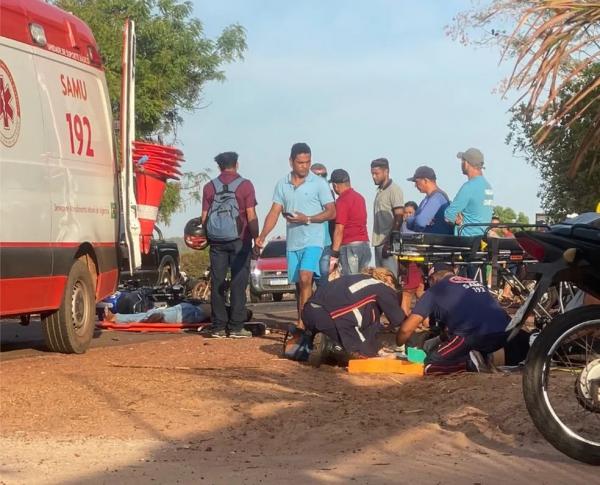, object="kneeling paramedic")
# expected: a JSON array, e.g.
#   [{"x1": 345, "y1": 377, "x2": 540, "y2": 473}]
[
  {"x1": 303, "y1": 267, "x2": 406, "y2": 367},
  {"x1": 395, "y1": 264, "x2": 510, "y2": 375}
]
